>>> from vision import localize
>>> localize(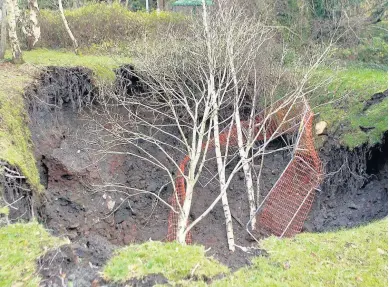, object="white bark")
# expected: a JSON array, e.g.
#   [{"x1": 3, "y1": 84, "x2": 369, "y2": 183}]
[
  {"x1": 26, "y1": 0, "x2": 40, "y2": 49},
  {"x1": 58, "y1": 0, "x2": 78, "y2": 54},
  {"x1": 226, "y1": 32, "x2": 257, "y2": 230},
  {"x1": 6, "y1": 0, "x2": 22, "y2": 63},
  {"x1": 202, "y1": 0, "x2": 235, "y2": 252},
  {"x1": 0, "y1": 2, "x2": 7, "y2": 59}
]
